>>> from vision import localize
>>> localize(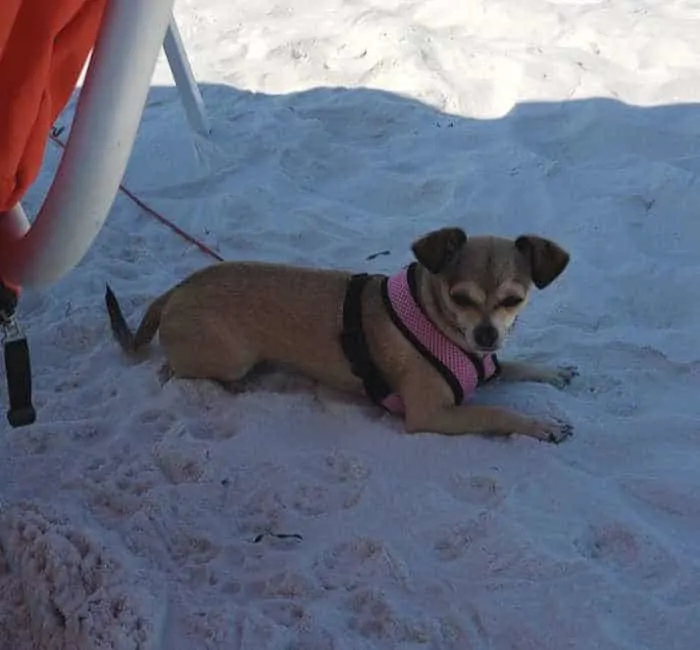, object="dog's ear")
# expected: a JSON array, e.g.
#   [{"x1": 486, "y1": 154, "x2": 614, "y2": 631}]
[
  {"x1": 411, "y1": 227, "x2": 467, "y2": 275},
  {"x1": 515, "y1": 235, "x2": 570, "y2": 289}
]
